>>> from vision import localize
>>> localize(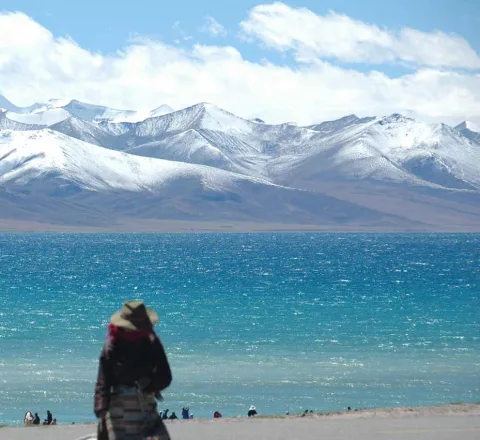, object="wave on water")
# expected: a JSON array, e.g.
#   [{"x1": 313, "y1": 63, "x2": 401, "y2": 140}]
[{"x1": 0, "y1": 233, "x2": 479, "y2": 424}]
